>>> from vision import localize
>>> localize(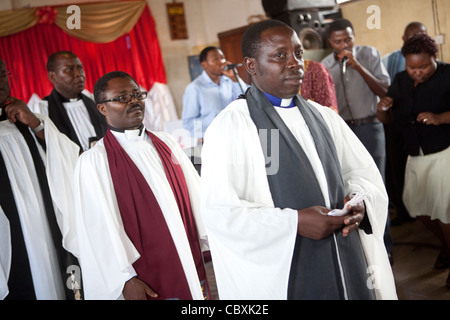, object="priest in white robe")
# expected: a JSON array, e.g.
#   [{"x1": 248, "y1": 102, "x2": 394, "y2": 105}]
[
  {"x1": 201, "y1": 20, "x2": 397, "y2": 300},
  {"x1": 0, "y1": 57, "x2": 80, "y2": 299},
  {"x1": 70, "y1": 71, "x2": 209, "y2": 300}
]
